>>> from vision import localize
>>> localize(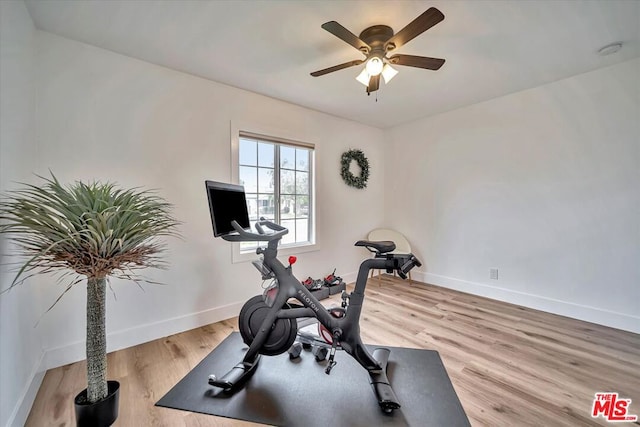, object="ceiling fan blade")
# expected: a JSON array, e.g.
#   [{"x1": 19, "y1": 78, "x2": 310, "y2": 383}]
[
  {"x1": 310, "y1": 60, "x2": 364, "y2": 77},
  {"x1": 388, "y1": 54, "x2": 445, "y2": 70},
  {"x1": 321, "y1": 21, "x2": 370, "y2": 53},
  {"x1": 368, "y1": 74, "x2": 380, "y2": 92},
  {"x1": 386, "y1": 7, "x2": 445, "y2": 50}
]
